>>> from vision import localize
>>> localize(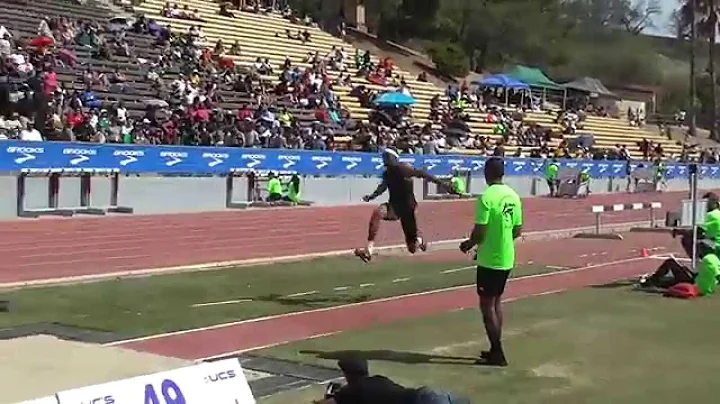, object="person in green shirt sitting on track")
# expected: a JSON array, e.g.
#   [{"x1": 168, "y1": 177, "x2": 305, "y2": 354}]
[
  {"x1": 286, "y1": 174, "x2": 301, "y2": 204},
  {"x1": 639, "y1": 239, "x2": 720, "y2": 296},
  {"x1": 544, "y1": 159, "x2": 559, "y2": 197},
  {"x1": 673, "y1": 192, "x2": 720, "y2": 257},
  {"x1": 266, "y1": 172, "x2": 284, "y2": 202},
  {"x1": 450, "y1": 170, "x2": 466, "y2": 195}
]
